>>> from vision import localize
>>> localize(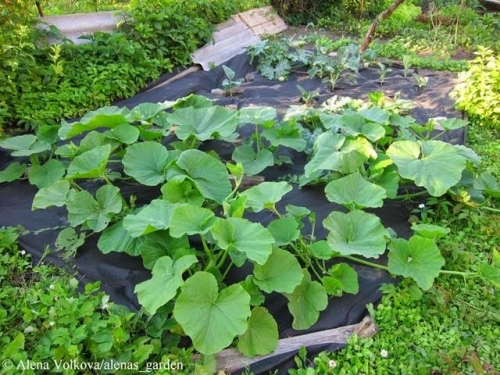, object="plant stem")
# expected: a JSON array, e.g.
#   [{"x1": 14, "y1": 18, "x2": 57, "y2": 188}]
[
  {"x1": 439, "y1": 269, "x2": 477, "y2": 277},
  {"x1": 480, "y1": 206, "x2": 500, "y2": 214},
  {"x1": 341, "y1": 255, "x2": 390, "y2": 272},
  {"x1": 394, "y1": 190, "x2": 428, "y2": 200},
  {"x1": 200, "y1": 236, "x2": 215, "y2": 268},
  {"x1": 254, "y1": 125, "x2": 261, "y2": 153}
]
